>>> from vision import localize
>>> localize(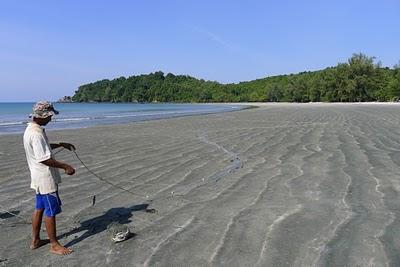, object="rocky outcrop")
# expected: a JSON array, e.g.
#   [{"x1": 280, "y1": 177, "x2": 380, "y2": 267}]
[{"x1": 57, "y1": 96, "x2": 74, "y2": 103}]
